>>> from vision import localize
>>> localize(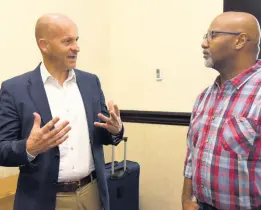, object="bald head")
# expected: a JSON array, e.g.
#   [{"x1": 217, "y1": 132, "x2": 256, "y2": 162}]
[
  {"x1": 211, "y1": 12, "x2": 260, "y2": 44},
  {"x1": 202, "y1": 12, "x2": 260, "y2": 74},
  {"x1": 34, "y1": 14, "x2": 80, "y2": 71},
  {"x1": 35, "y1": 13, "x2": 76, "y2": 42}
]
